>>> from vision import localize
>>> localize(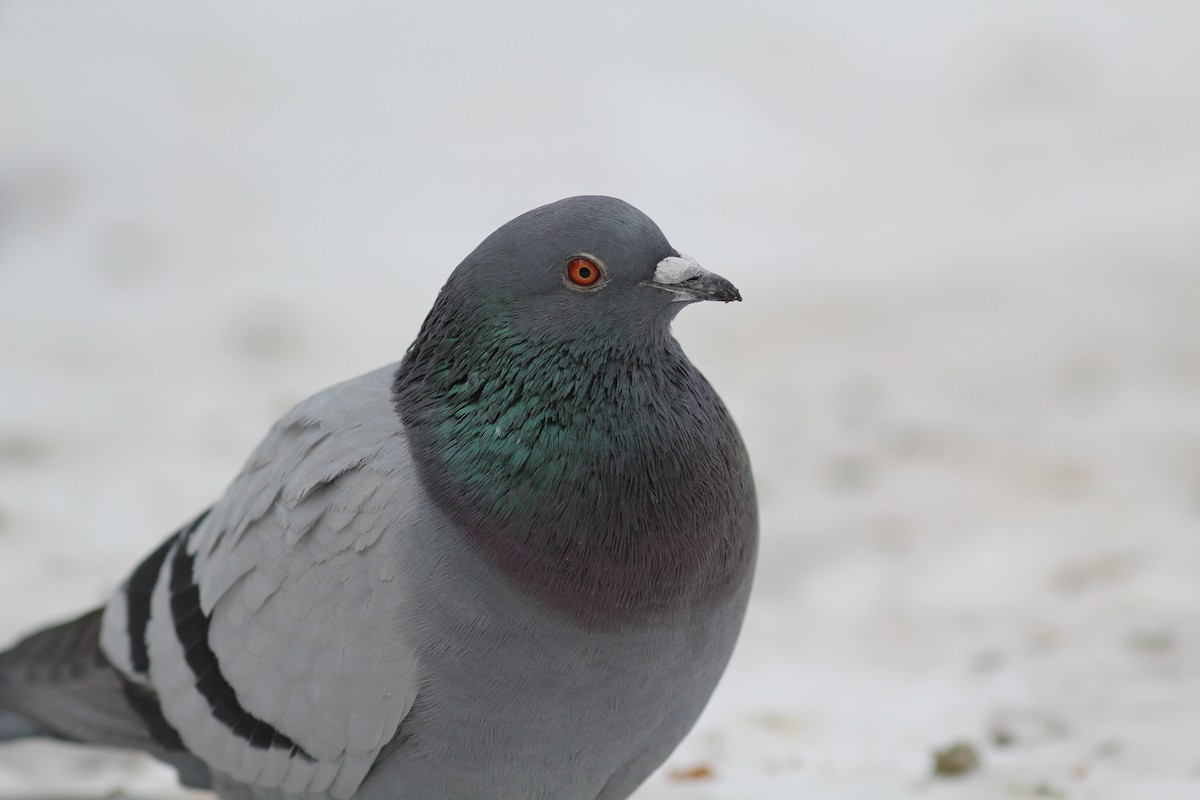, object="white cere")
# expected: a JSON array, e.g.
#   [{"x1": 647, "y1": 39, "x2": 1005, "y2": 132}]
[{"x1": 652, "y1": 254, "x2": 705, "y2": 285}]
